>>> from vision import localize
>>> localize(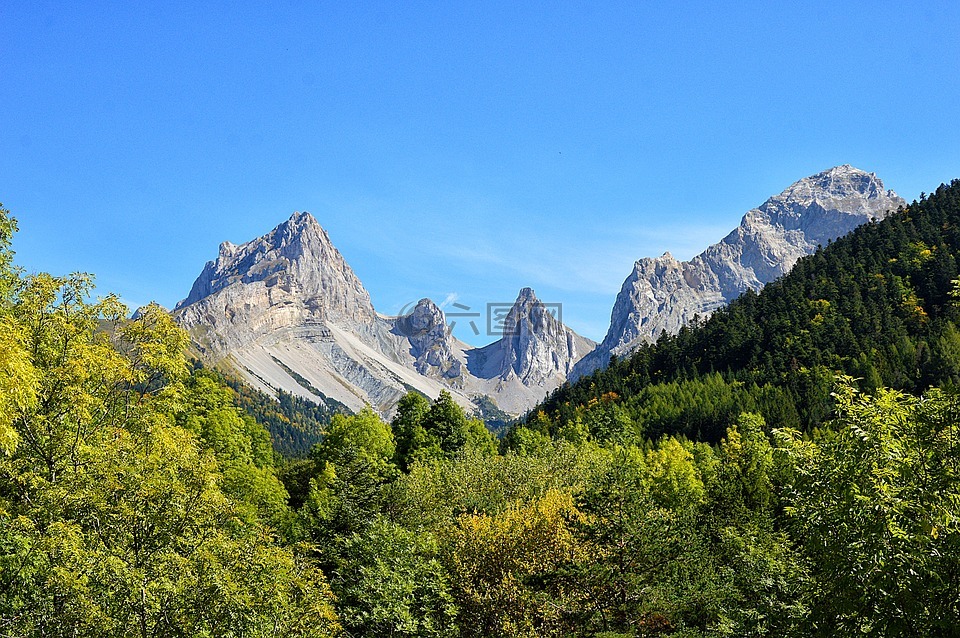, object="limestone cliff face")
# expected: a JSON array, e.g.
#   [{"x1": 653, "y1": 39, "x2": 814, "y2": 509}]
[
  {"x1": 391, "y1": 298, "x2": 464, "y2": 381},
  {"x1": 174, "y1": 213, "x2": 592, "y2": 417},
  {"x1": 175, "y1": 212, "x2": 376, "y2": 353},
  {"x1": 468, "y1": 288, "x2": 595, "y2": 387},
  {"x1": 174, "y1": 212, "x2": 428, "y2": 414},
  {"x1": 571, "y1": 165, "x2": 905, "y2": 379}
]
